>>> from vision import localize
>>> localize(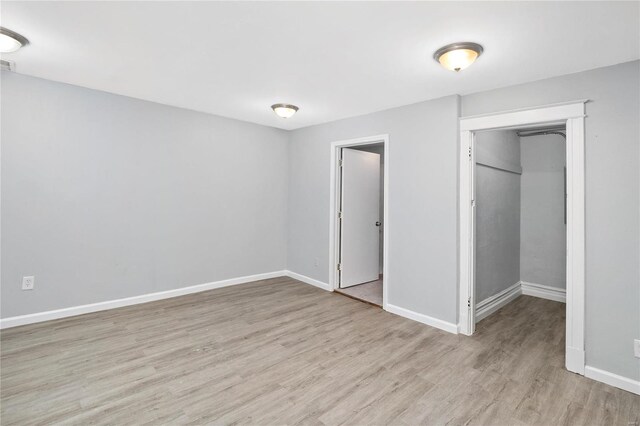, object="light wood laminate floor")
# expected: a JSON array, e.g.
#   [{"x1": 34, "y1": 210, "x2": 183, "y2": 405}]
[{"x1": 1, "y1": 277, "x2": 638, "y2": 425}]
